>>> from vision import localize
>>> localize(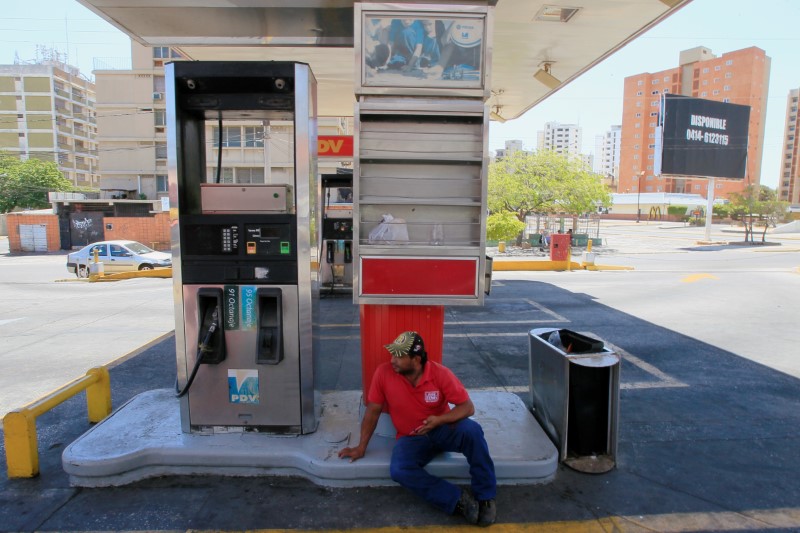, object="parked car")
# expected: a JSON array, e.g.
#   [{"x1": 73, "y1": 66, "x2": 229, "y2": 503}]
[{"x1": 66, "y1": 240, "x2": 172, "y2": 278}]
